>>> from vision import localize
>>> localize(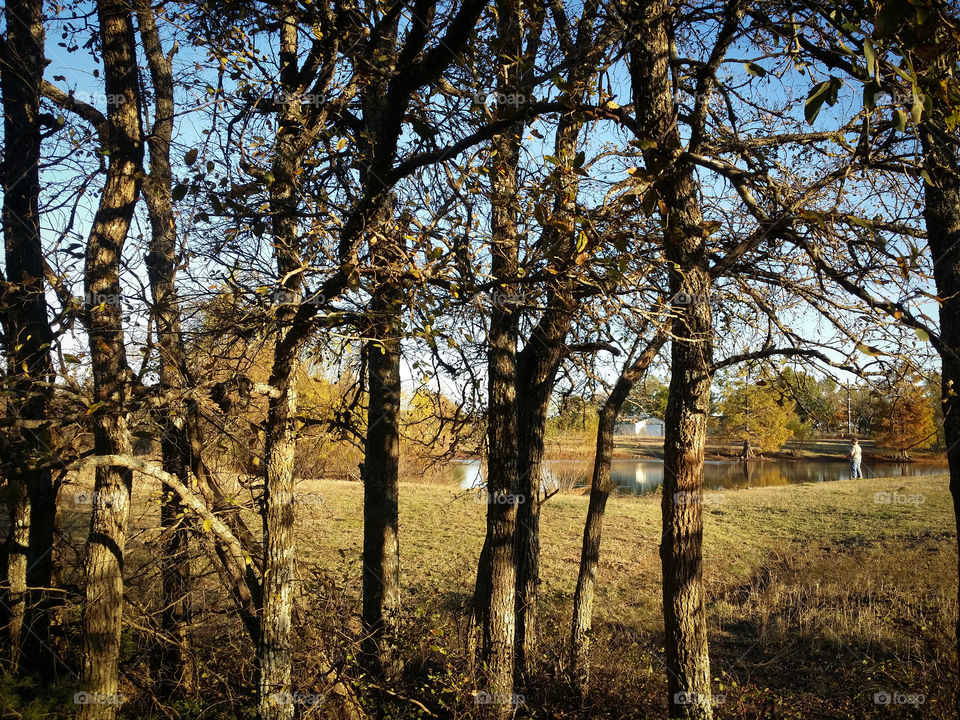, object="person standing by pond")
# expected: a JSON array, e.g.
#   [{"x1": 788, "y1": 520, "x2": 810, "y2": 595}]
[{"x1": 848, "y1": 438, "x2": 863, "y2": 479}]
